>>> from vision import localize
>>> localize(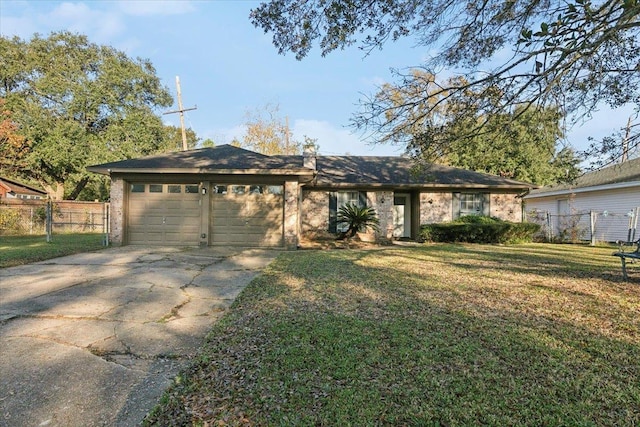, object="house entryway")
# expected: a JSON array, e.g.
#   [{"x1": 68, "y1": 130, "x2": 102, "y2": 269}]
[{"x1": 393, "y1": 193, "x2": 412, "y2": 238}]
